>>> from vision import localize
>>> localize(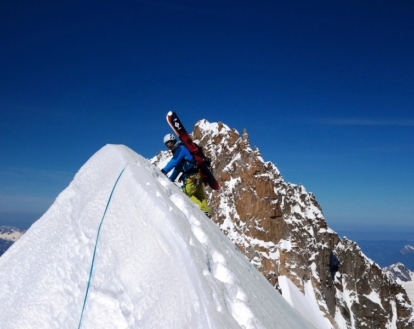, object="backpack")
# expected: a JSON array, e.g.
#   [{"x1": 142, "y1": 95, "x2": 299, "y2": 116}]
[{"x1": 195, "y1": 144, "x2": 212, "y2": 172}]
